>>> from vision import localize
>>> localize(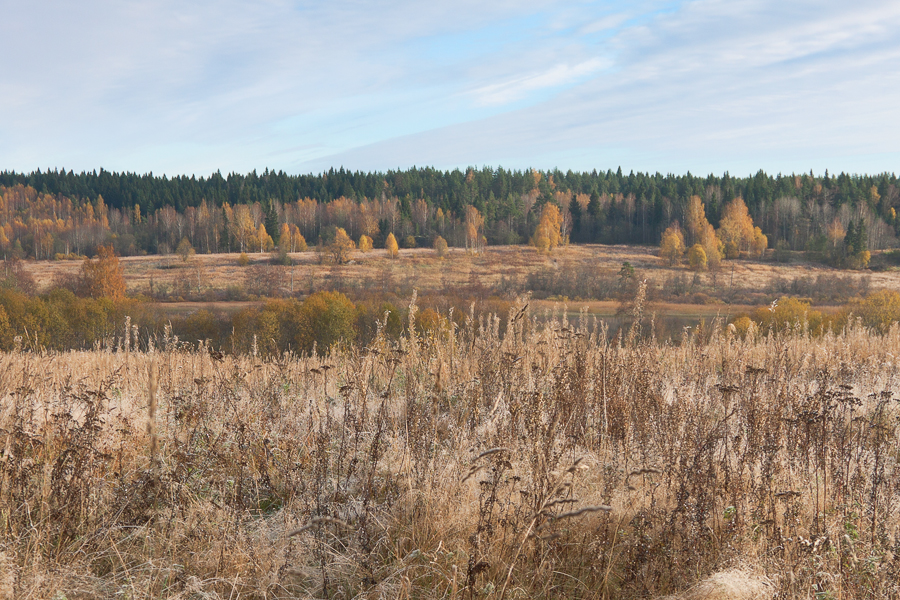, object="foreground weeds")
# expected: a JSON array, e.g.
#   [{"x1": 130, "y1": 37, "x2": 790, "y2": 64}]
[{"x1": 1, "y1": 302, "x2": 899, "y2": 599}]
